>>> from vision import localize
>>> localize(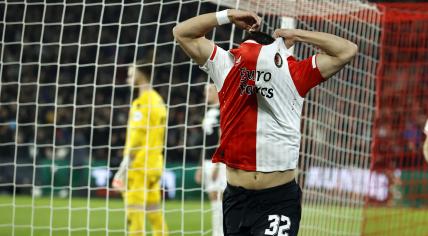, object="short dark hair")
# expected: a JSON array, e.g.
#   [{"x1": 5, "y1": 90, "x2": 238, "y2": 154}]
[{"x1": 241, "y1": 31, "x2": 275, "y2": 45}]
